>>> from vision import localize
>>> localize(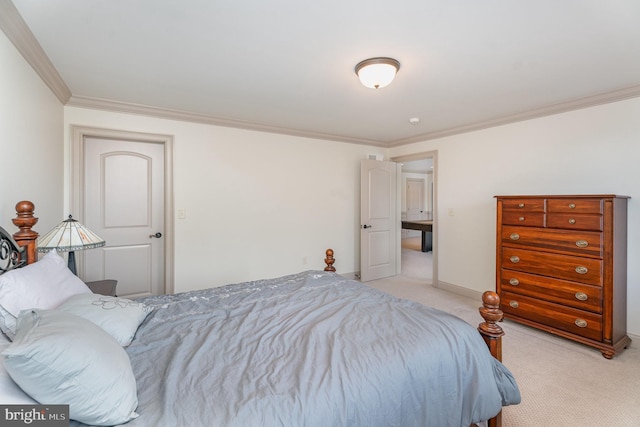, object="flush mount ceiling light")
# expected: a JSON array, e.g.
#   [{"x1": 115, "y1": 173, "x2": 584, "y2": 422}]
[{"x1": 355, "y1": 57, "x2": 400, "y2": 89}]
